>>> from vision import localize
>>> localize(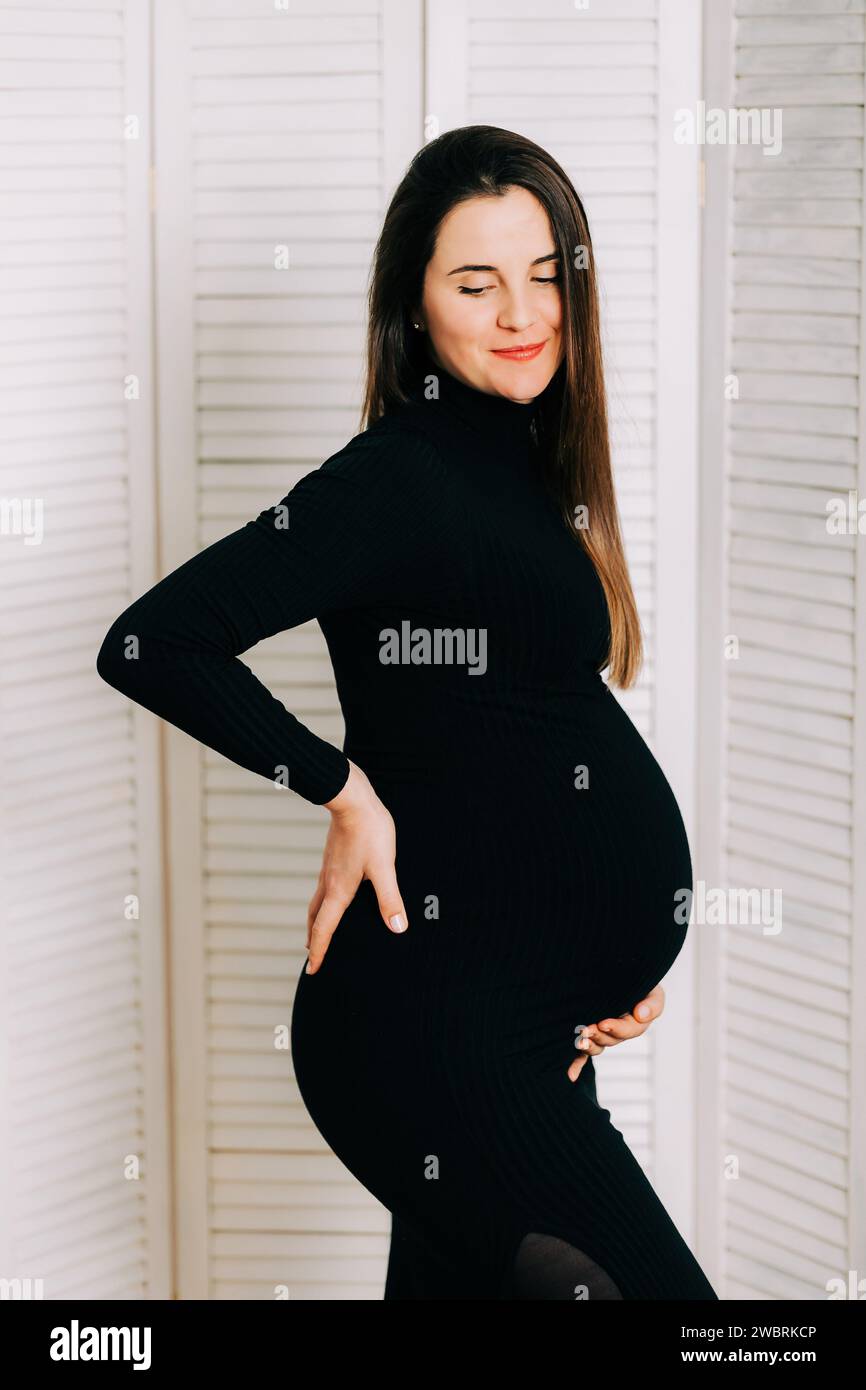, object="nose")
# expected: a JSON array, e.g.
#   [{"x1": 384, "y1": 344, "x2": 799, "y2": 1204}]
[{"x1": 497, "y1": 285, "x2": 536, "y2": 334}]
